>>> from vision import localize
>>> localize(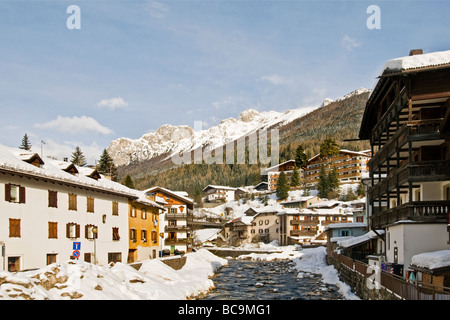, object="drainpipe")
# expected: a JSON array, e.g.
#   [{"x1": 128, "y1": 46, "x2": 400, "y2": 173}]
[{"x1": 0, "y1": 241, "x2": 5, "y2": 271}]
